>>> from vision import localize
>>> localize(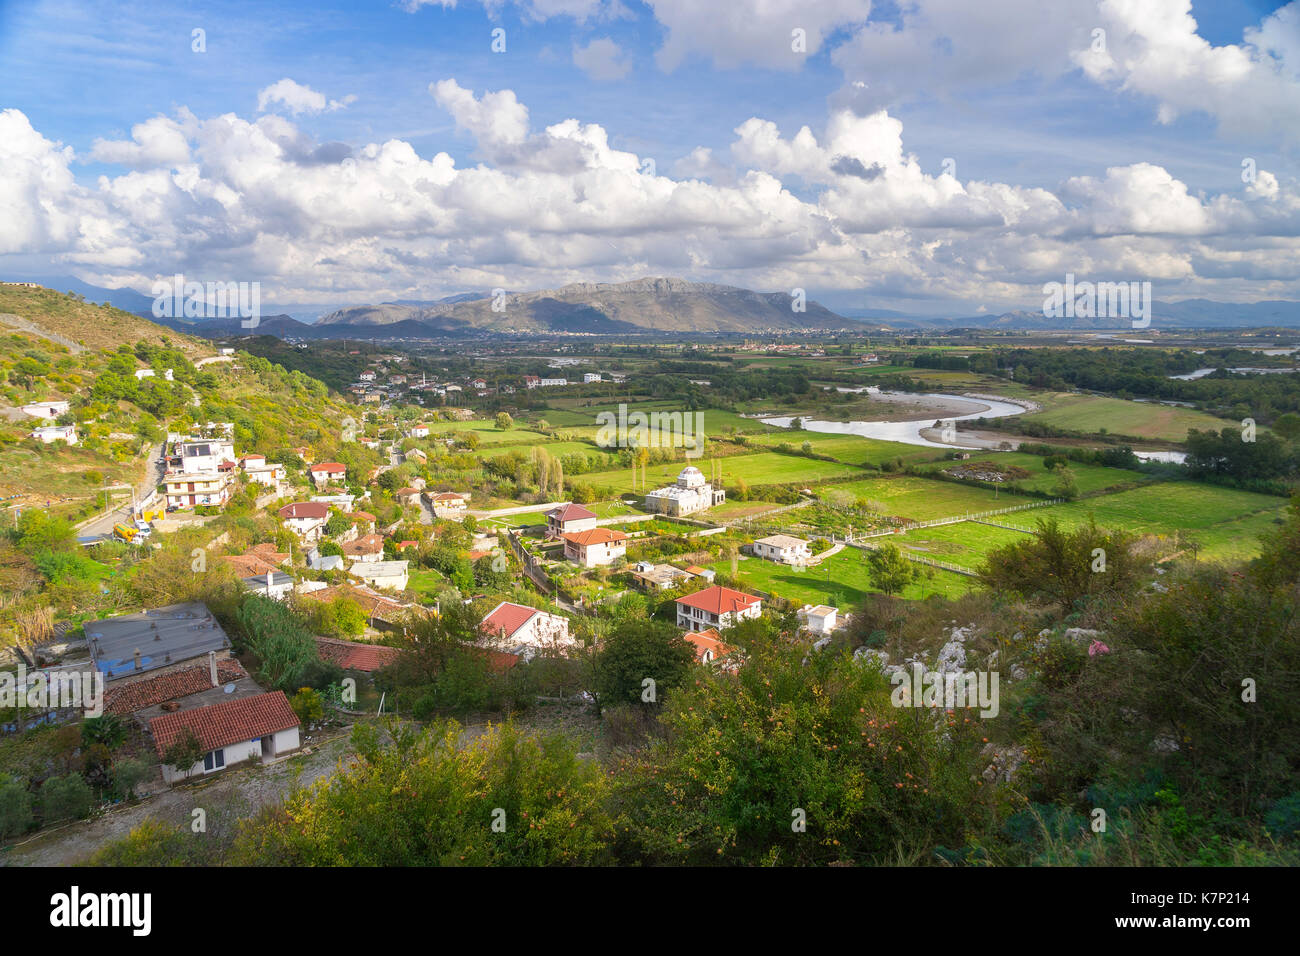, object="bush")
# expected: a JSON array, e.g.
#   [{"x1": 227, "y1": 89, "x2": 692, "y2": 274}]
[
  {"x1": 0, "y1": 773, "x2": 34, "y2": 839},
  {"x1": 41, "y1": 773, "x2": 95, "y2": 823}
]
